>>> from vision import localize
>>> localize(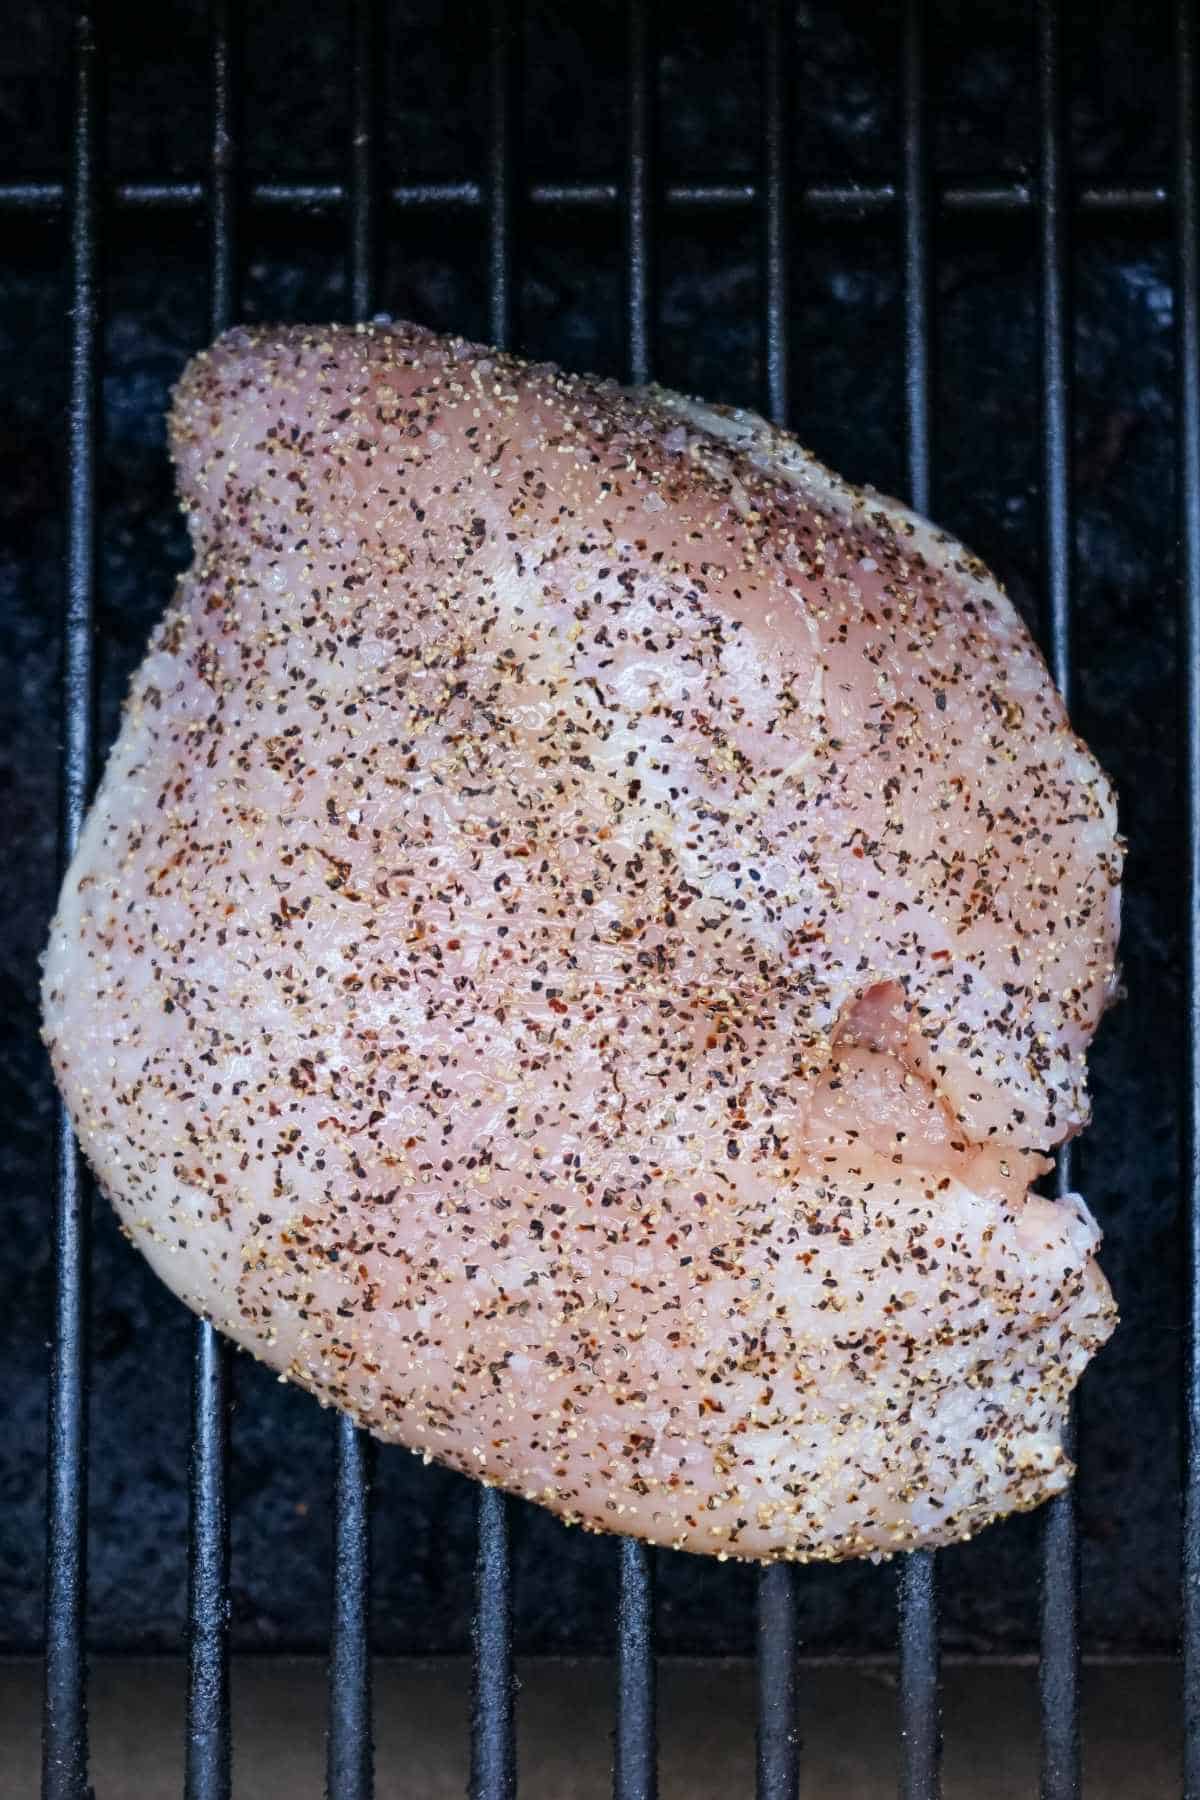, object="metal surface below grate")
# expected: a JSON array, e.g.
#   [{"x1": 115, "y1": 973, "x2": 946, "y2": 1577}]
[{"x1": 23, "y1": 1, "x2": 1193, "y2": 1796}]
